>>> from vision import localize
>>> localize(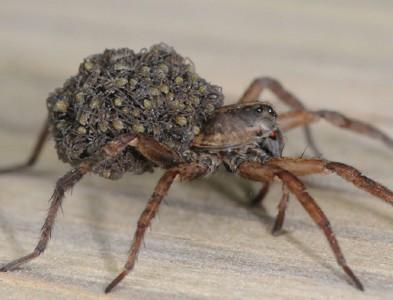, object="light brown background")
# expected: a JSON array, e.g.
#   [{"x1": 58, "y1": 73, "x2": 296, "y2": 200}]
[{"x1": 0, "y1": 1, "x2": 392, "y2": 299}]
